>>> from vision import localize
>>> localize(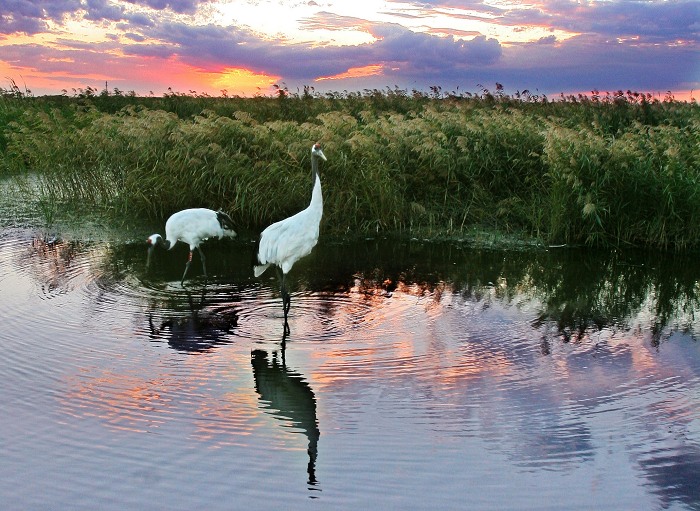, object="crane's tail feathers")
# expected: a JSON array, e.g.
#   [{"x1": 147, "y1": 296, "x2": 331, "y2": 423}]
[
  {"x1": 254, "y1": 264, "x2": 271, "y2": 278},
  {"x1": 216, "y1": 210, "x2": 236, "y2": 231}
]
